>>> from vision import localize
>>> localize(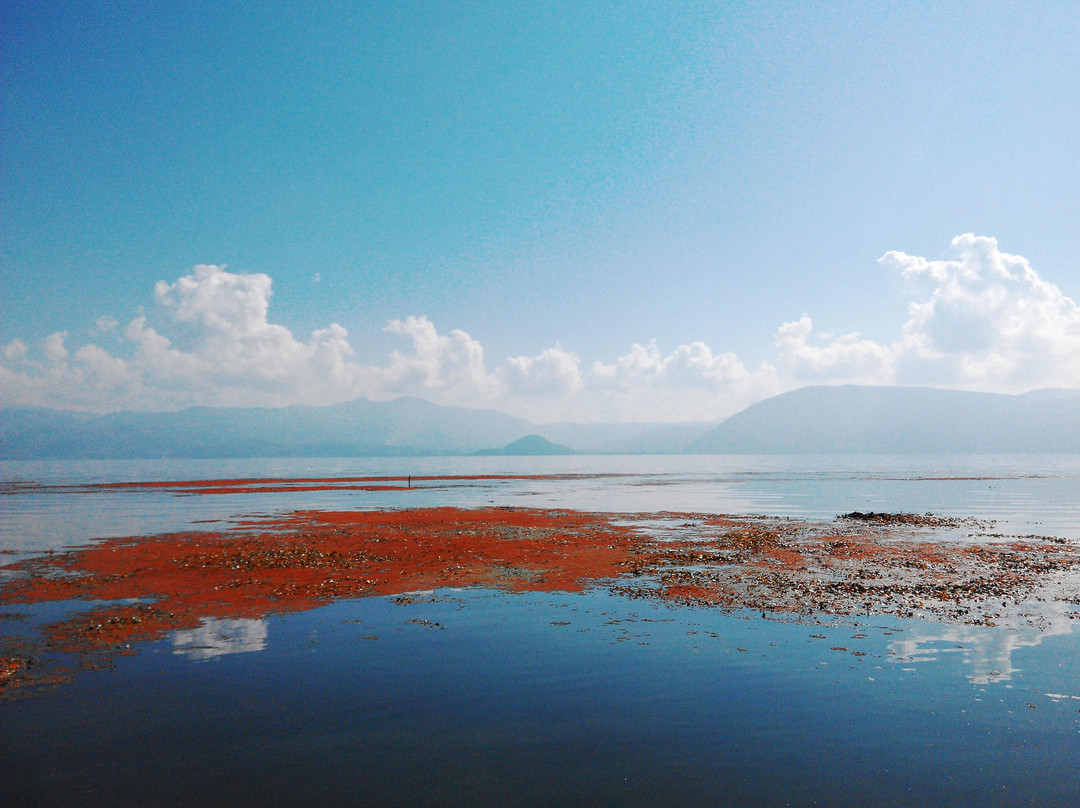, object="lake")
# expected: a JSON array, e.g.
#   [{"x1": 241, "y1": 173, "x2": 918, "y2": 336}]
[{"x1": 2, "y1": 455, "x2": 1079, "y2": 806}]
